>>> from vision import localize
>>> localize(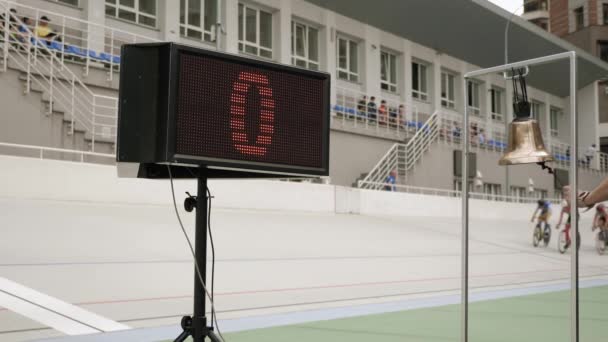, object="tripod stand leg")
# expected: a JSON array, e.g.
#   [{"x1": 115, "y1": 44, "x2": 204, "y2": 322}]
[
  {"x1": 174, "y1": 330, "x2": 190, "y2": 342},
  {"x1": 207, "y1": 330, "x2": 223, "y2": 342}
]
